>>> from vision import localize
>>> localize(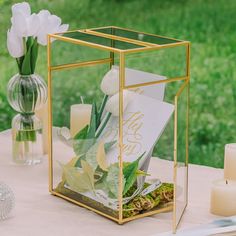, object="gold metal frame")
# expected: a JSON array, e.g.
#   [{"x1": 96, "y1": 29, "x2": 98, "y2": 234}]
[{"x1": 47, "y1": 26, "x2": 190, "y2": 233}]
